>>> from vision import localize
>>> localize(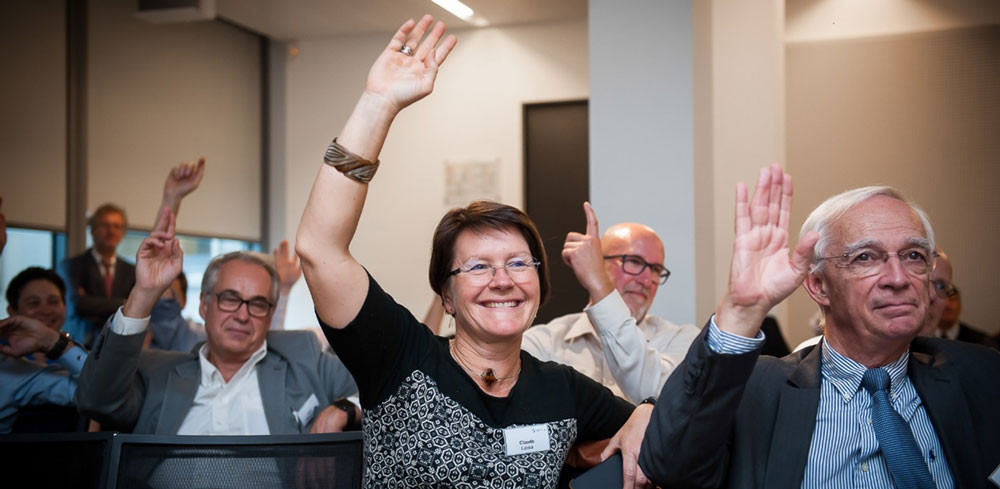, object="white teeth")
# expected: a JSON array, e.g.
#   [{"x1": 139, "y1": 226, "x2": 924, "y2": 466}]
[{"x1": 485, "y1": 301, "x2": 518, "y2": 308}]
